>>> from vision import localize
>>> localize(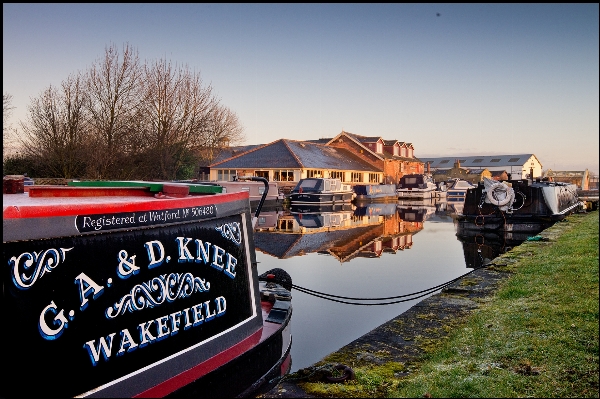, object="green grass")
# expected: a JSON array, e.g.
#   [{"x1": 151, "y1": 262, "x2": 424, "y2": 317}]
[
  {"x1": 391, "y1": 212, "x2": 599, "y2": 398},
  {"x1": 296, "y1": 212, "x2": 599, "y2": 398}
]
